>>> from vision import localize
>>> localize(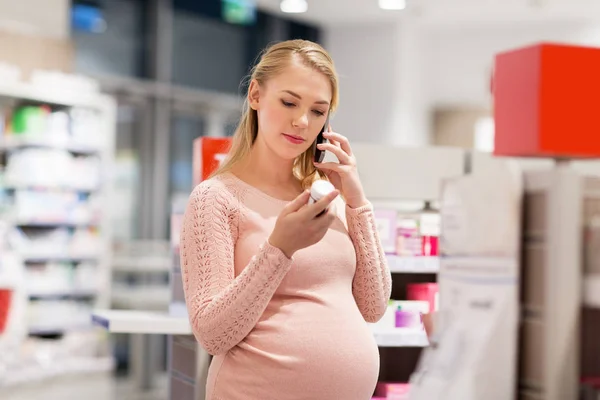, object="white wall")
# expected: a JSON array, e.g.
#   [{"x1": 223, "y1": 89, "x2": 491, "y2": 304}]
[
  {"x1": 325, "y1": 19, "x2": 600, "y2": 146},
  {"x1": 324, "y1": 21, "x2": 430, "y2": 147},
  {"x1": 423, "y1": 21, "x2": 600, "y2": 108},
  {"x1": 324, "y1": 23, "x2": 401, "y2": 145},
  {"x1": 0, "y1": 0, "x2": 69, "y2": 38}
]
